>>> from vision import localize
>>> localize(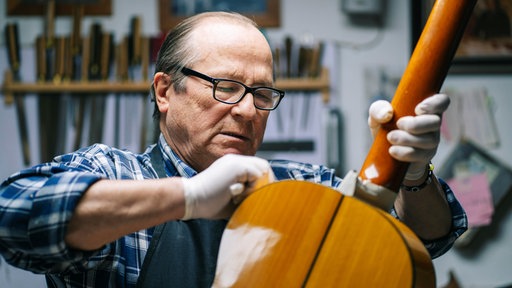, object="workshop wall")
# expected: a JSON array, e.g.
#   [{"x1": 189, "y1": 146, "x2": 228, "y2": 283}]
[{"x1": 1, "y1": 0, "x2": 511, "y2": 287}]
